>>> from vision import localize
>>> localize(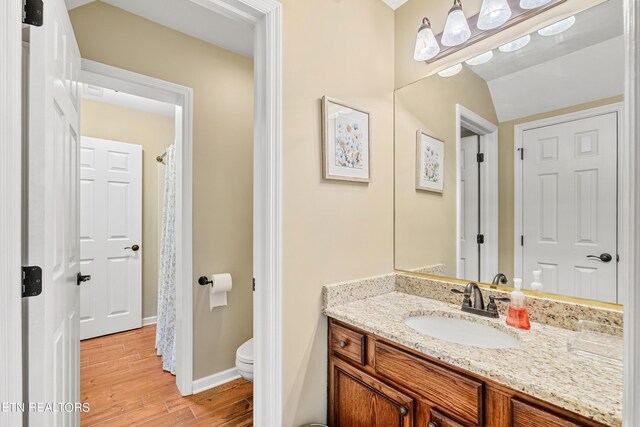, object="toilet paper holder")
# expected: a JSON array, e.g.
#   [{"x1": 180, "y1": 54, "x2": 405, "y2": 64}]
[{"x1": 198, "y1": 276, "x2": 213, "y2": 286}]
